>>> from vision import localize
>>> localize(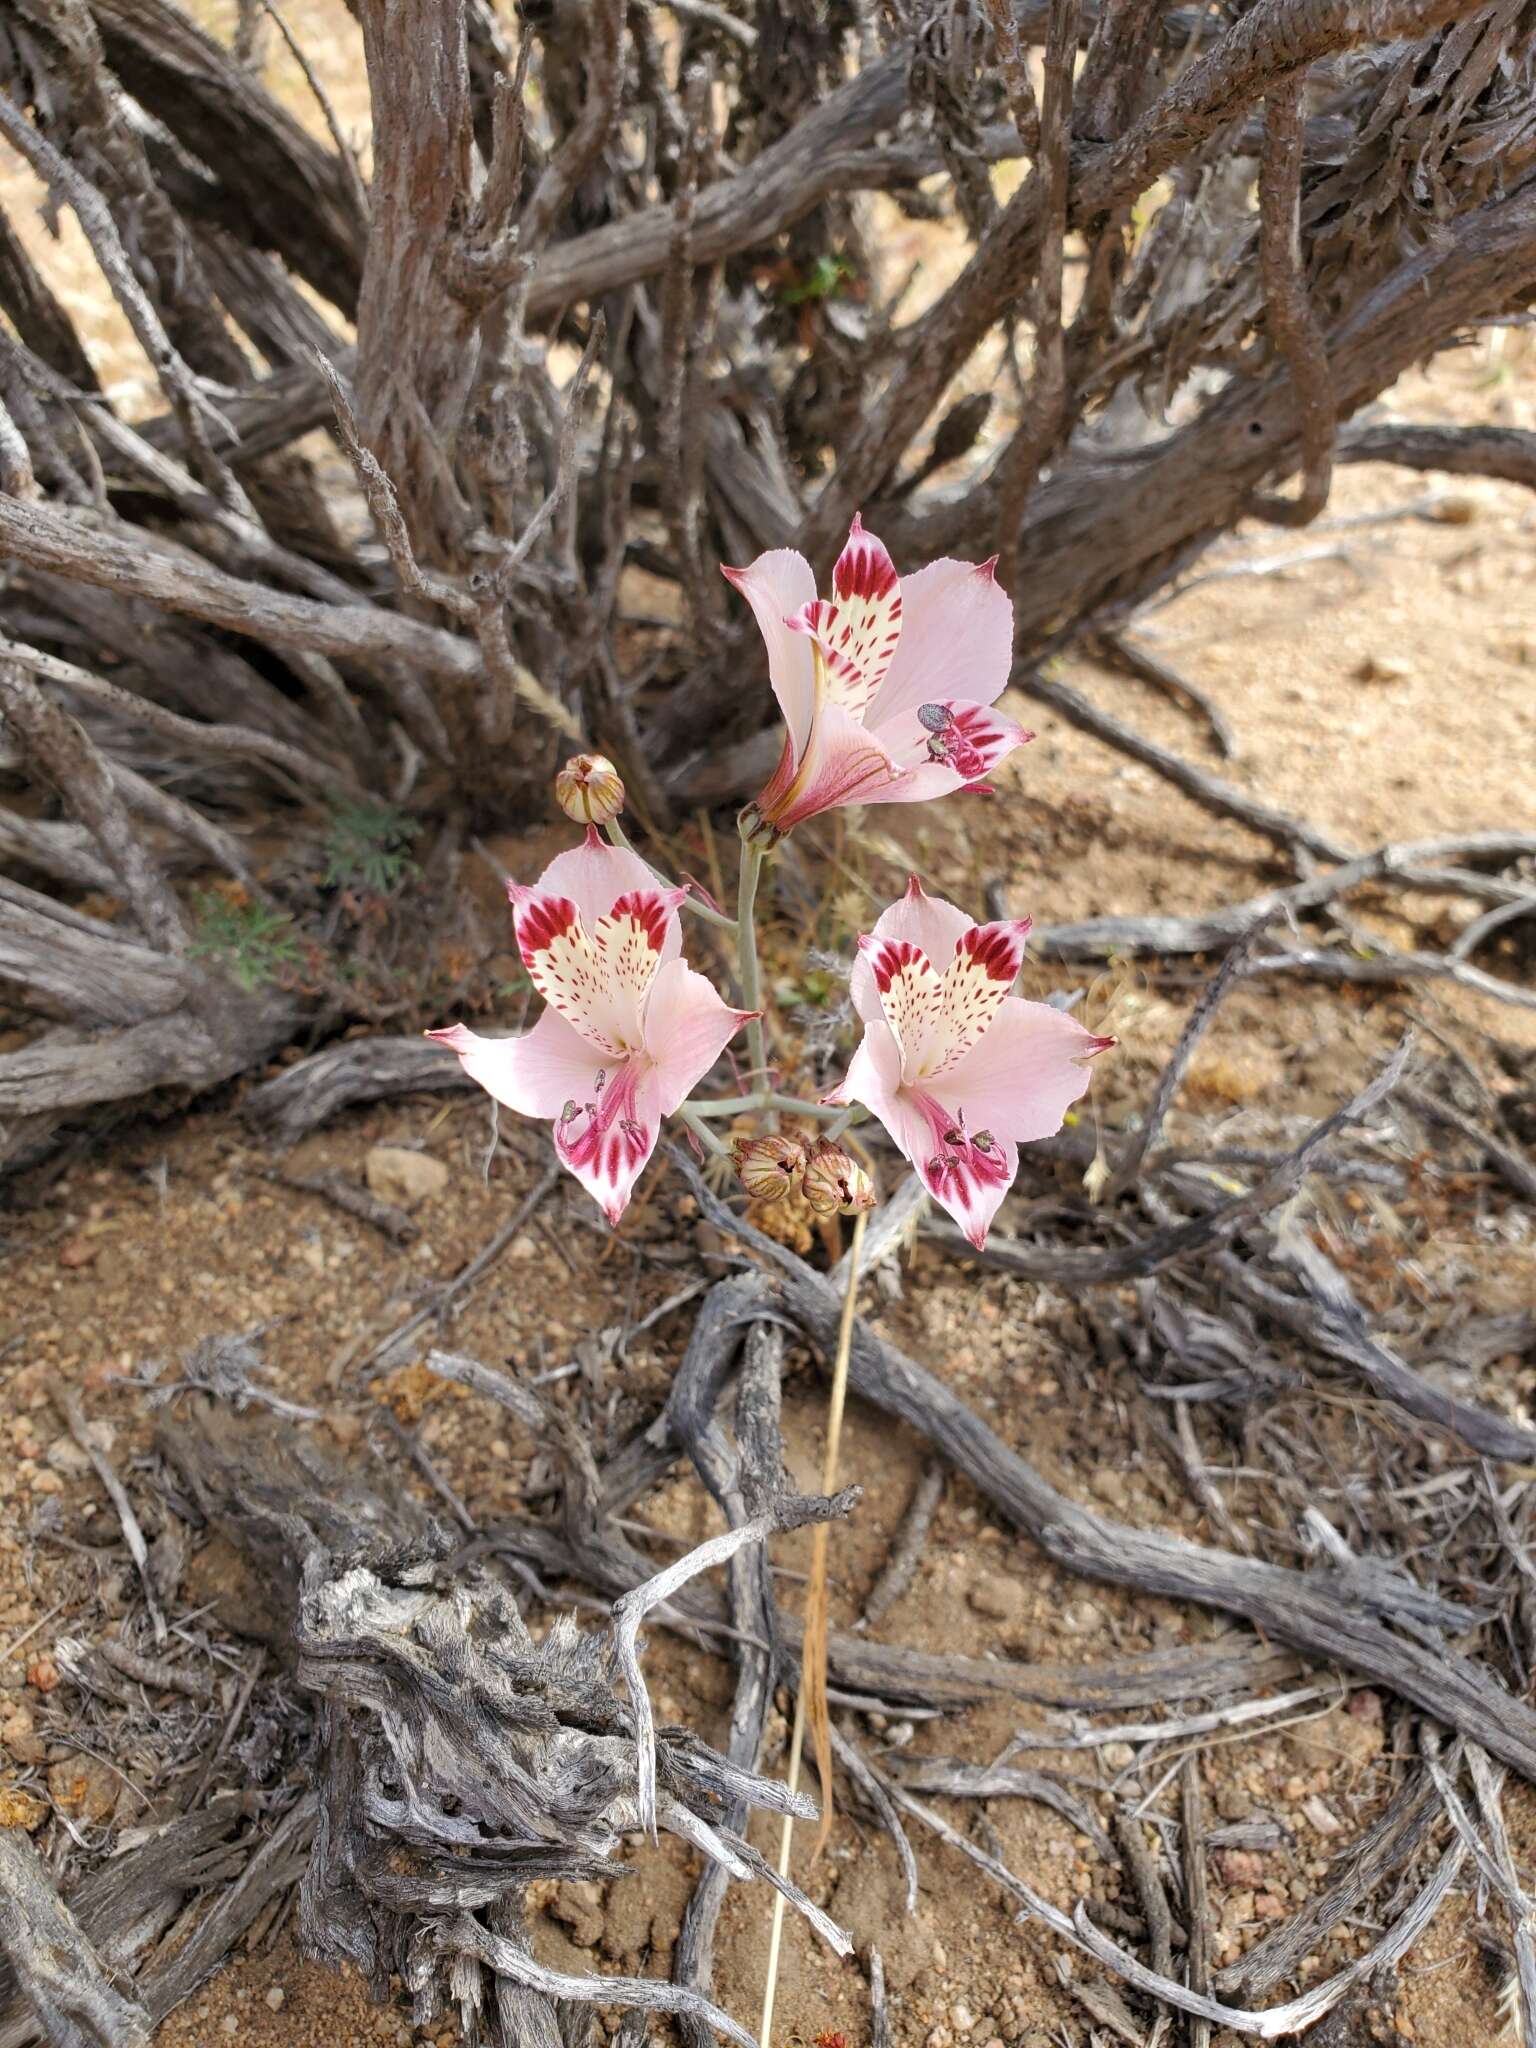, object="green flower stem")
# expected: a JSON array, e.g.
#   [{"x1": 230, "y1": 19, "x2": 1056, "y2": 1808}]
[
  {"x1": 675, "y1": 1104, "x2": 728, "y2": 1158},
  {"x1": 604, "y1": 818, "x2": 736, "y2": 932},
  {"x1": 822, "y1": 1103, "x2": 865, "y2": 1143},
  {"x1": 736, "y1": 837, "x2": 770, "y2": 1091},
  {"x1": 686, "y1": 1093, "x2": 843, "y2": 1122}
]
